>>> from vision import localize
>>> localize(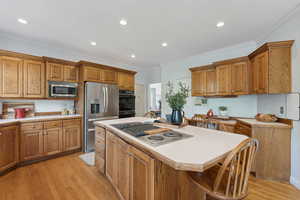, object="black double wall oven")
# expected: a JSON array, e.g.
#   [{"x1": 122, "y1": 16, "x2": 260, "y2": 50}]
[{"x1": 119, "y1": 90, "x2": 135, "y2": 118}]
